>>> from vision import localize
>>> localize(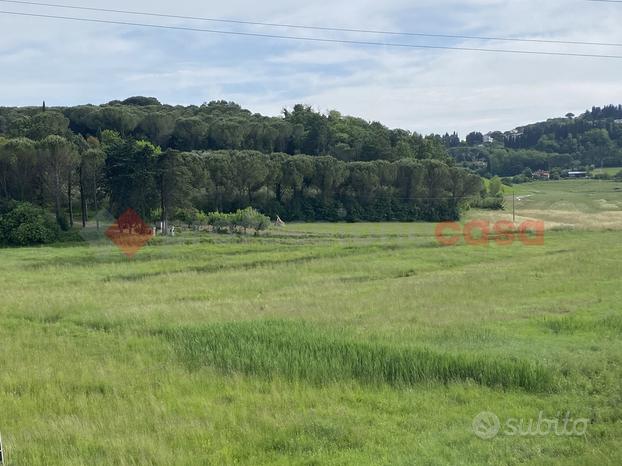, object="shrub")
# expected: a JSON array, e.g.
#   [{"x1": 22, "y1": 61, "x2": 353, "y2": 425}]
[
  {"x1": 175, "y1": 207, "x2": 207, "y2": 229},
  {"x1": 0, "y1": 202, "x2": 60, "y2": 246},
  {"x1": 511, "y1": 174, "x2": 531, "y2": 184},
  {"x1": 56, "y1": 214, "x2": 70, "y2": 231},
  {"x1": 549, "y1": 169, "x2": 561, "y2": 180},
  {"x1": 488, "y1": 176, "x2": 503, "y2": 197},
  {"x1": 473, "y1": 196, "x2": 505, "y2": 210},
  {"x1": 236, "y1": 207, "x2": 271, "y2": 233},
  {"x1": 207, "y1": 211, "x2": 232, "y2": 233},
  {"x1": 207, "y1": 207, "x2": 271, "y2": 234}
]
